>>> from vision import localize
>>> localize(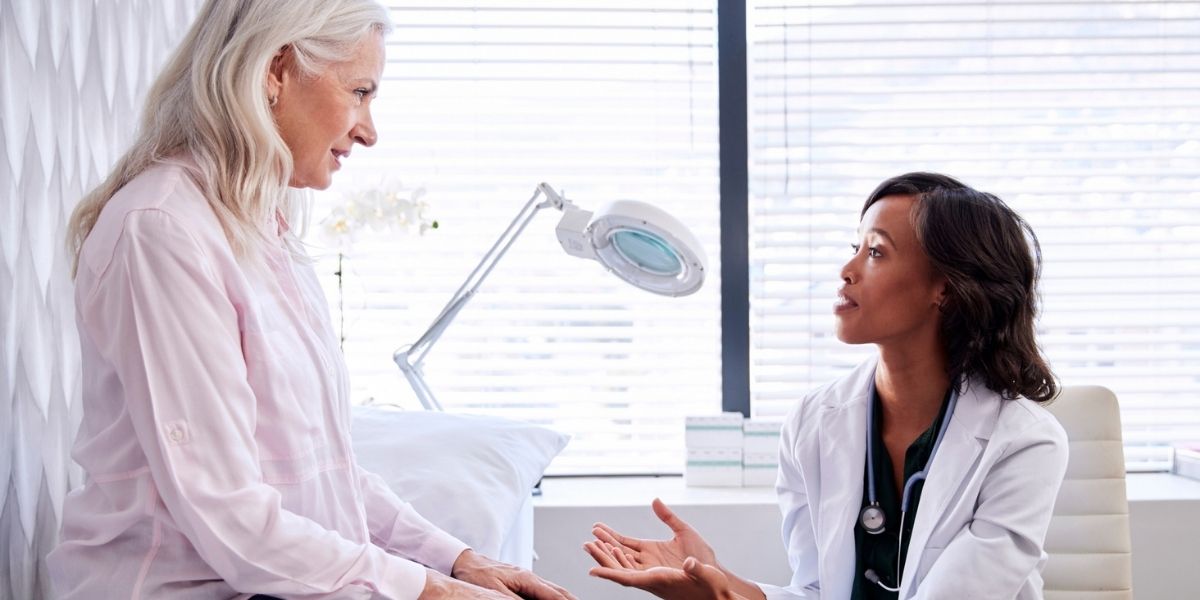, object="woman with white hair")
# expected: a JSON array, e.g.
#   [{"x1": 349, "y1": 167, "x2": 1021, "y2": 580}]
[{"x1": 48, "y1": 1, "x2": 576, "y2": 598}]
